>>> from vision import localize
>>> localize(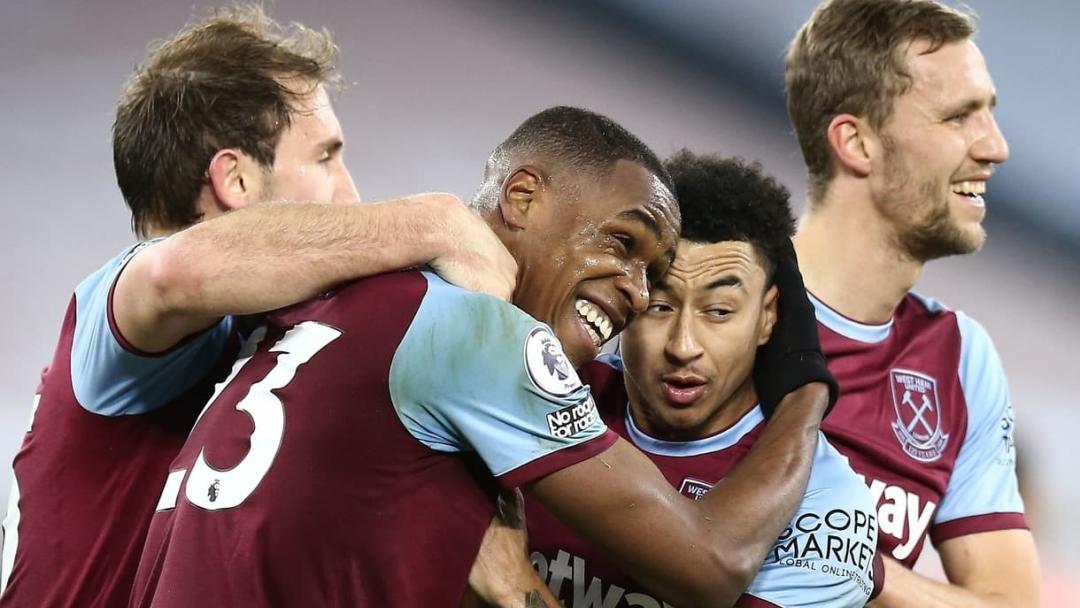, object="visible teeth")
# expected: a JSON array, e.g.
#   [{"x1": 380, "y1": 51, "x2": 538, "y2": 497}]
[
  {"x1": 575, "y1": 299, "x2": 613, "y2": 344},
  {"x1": 951, "y1": 181, "x2": 986, "y2": 195},
  {"x1": 584, "y1": 324, "x2": 601, "y2": 347}
]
